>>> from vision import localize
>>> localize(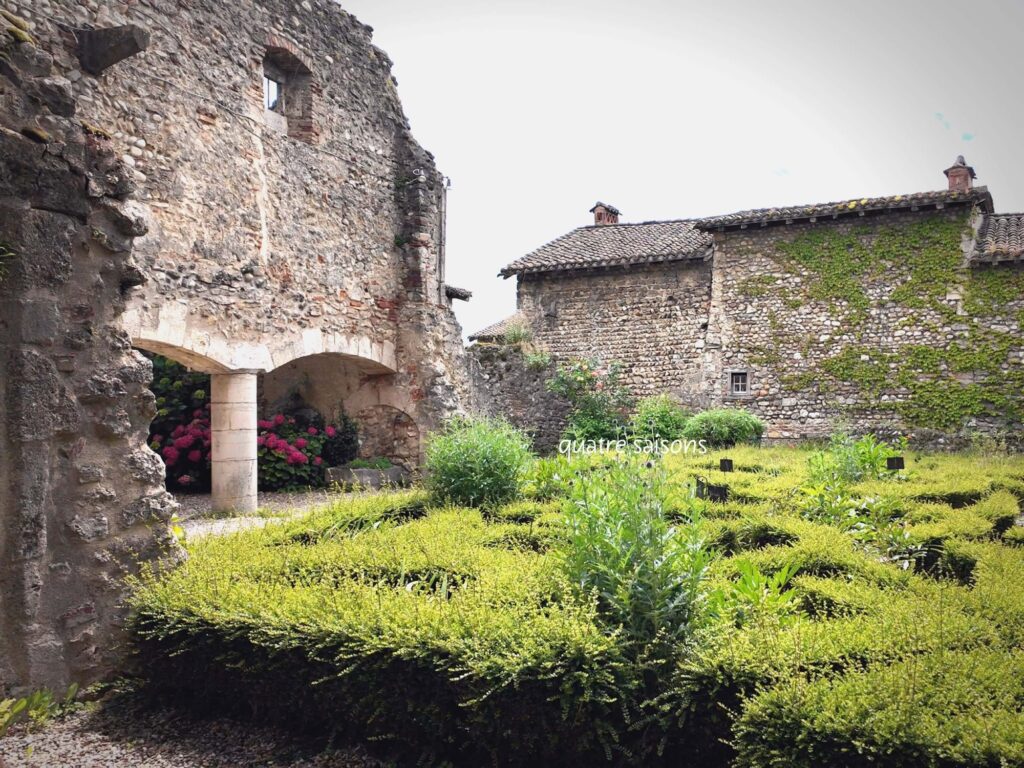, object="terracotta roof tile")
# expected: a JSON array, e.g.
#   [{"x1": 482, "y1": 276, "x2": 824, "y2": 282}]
[
  {"x1": 499, "y1": 188, "x2": 993, "y2": 278},
  {"x1": 693, "y1": 187, "x2": 991, "y2": 230},
  {"x1": 499, "y1": 221, "x2": 712, "y2": 278},
  {"x1": 974, "y1": 214, "x2": 1024, "y2": 264},
  {"x1": 468, "y1": 312, "x2": 526, "y2": 341}
]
